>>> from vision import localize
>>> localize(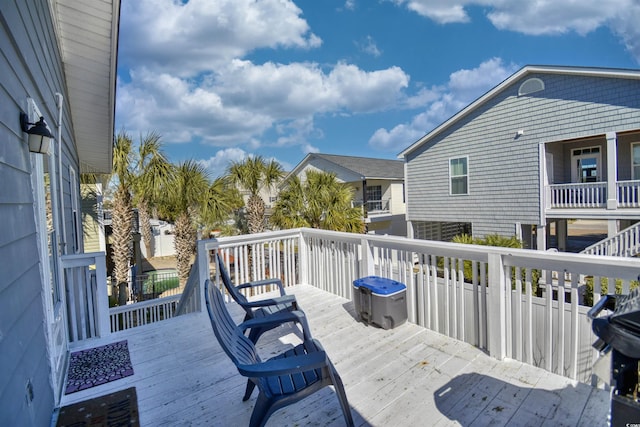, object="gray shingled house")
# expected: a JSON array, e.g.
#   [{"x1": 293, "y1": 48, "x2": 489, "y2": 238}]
[
  {"x1": 286, "y1": 153, "x2": 407, "y2": 235},
  {"x1": 399, "y1": 65, "x2": 640, "y2": 253}
]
